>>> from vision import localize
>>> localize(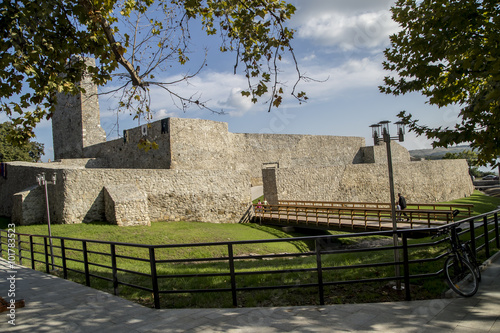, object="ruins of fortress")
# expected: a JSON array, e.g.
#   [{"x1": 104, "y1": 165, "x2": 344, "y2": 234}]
[{"x1": 0, "y1": 60, "x2": 475, "y2": 226}]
